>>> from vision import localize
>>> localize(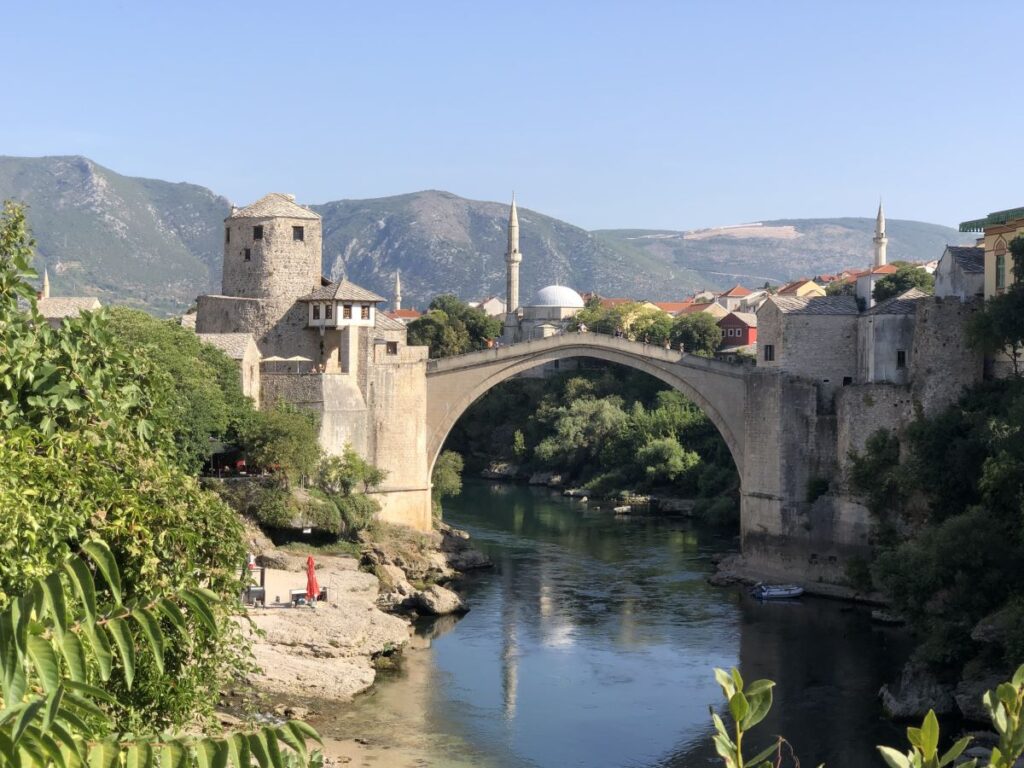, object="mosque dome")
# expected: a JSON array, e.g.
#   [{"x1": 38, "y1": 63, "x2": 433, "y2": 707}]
[{"x1": 533, "y1": 285, "x2": 585, "y2": 308}]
